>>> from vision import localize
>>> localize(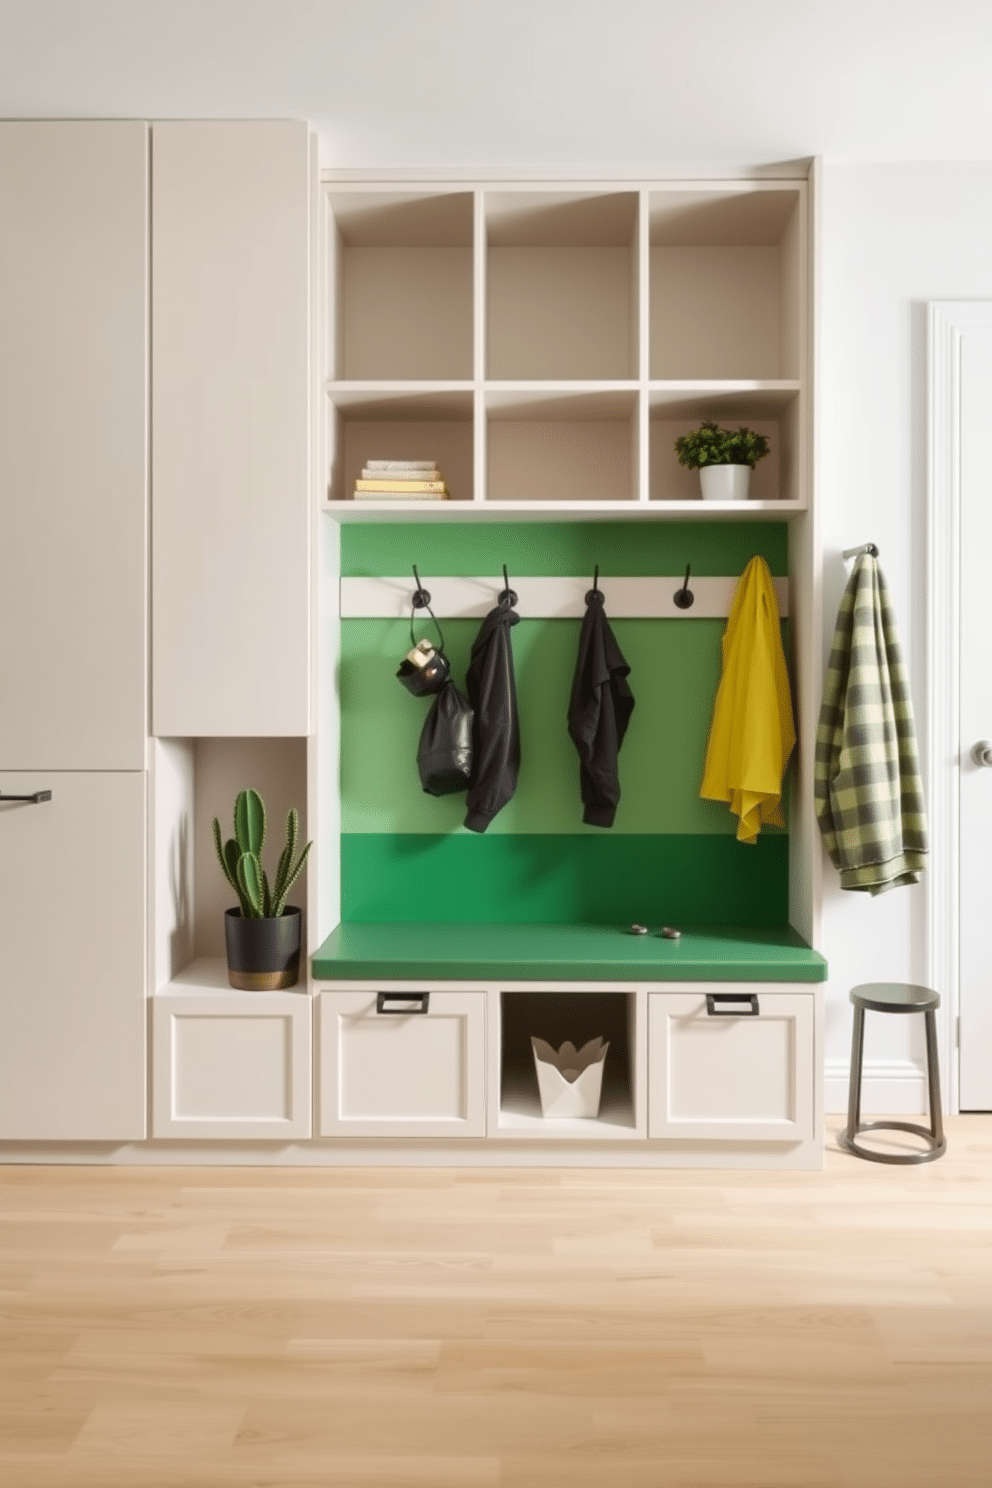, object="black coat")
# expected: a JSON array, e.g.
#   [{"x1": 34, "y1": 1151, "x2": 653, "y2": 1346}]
[
  {"x1": 464, "y1": 596, "x2": 520, "y2": 832},
  {"x1": 567, "y1": 591, "x2": 634, "y2": 827}
]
